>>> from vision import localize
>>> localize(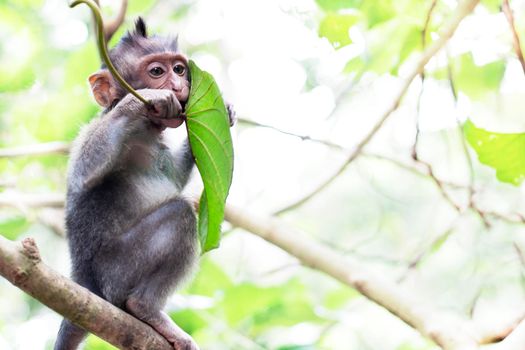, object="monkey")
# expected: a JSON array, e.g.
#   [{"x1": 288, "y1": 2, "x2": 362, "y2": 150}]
[{"x1": 54, "y1": 18, "x2": 234, "y2": 350}]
